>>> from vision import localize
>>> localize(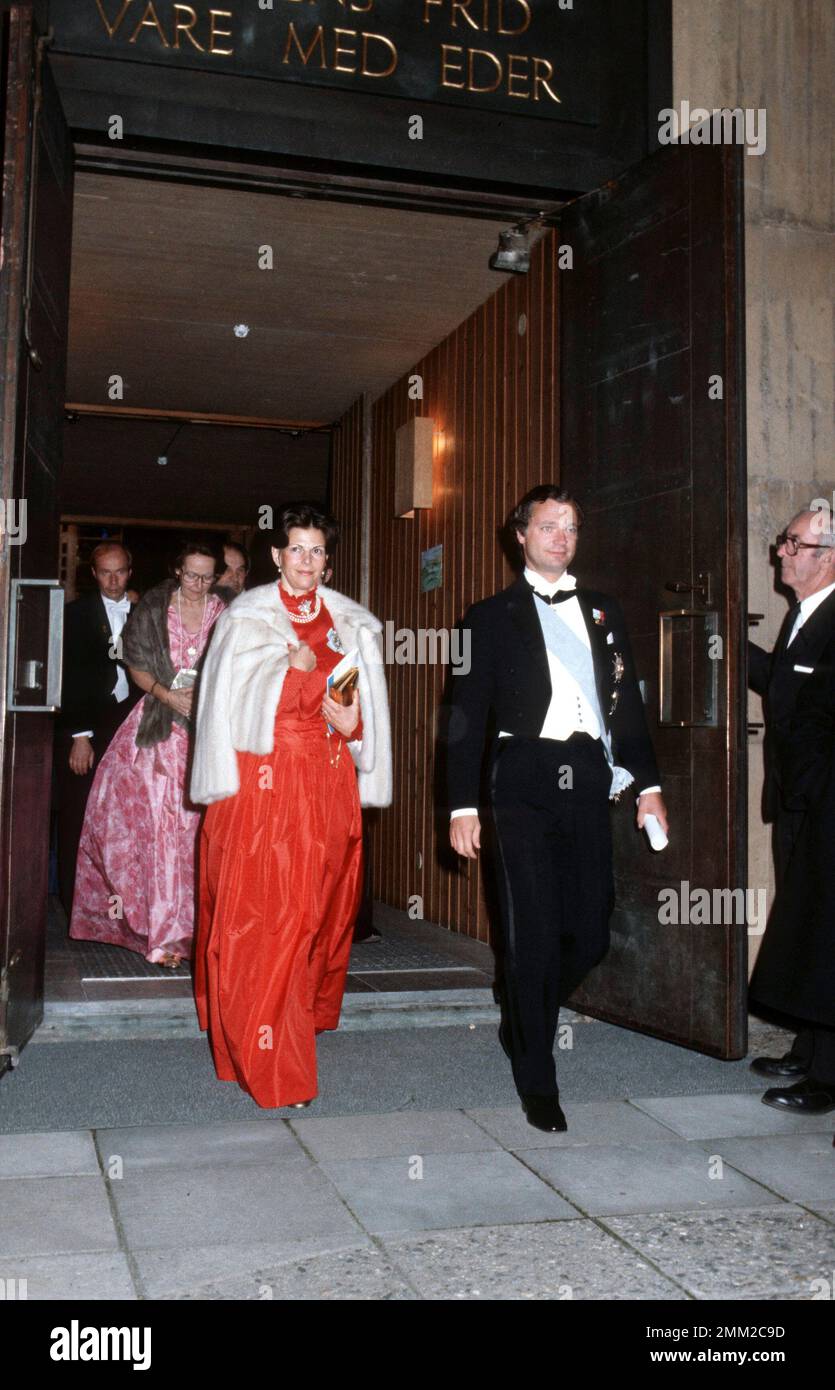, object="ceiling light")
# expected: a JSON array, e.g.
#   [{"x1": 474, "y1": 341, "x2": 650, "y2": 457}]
[{"x1": 233, "y1": 323, "x2": 250, "y2": 338}]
